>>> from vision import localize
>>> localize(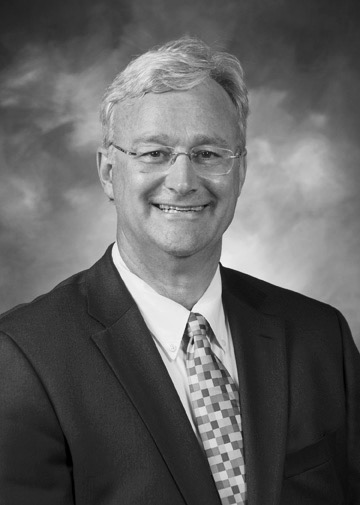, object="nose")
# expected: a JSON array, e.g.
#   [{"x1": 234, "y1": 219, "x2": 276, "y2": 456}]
[{"x1": 164, "y1": 153, "x2": 200, "y2": 195}]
